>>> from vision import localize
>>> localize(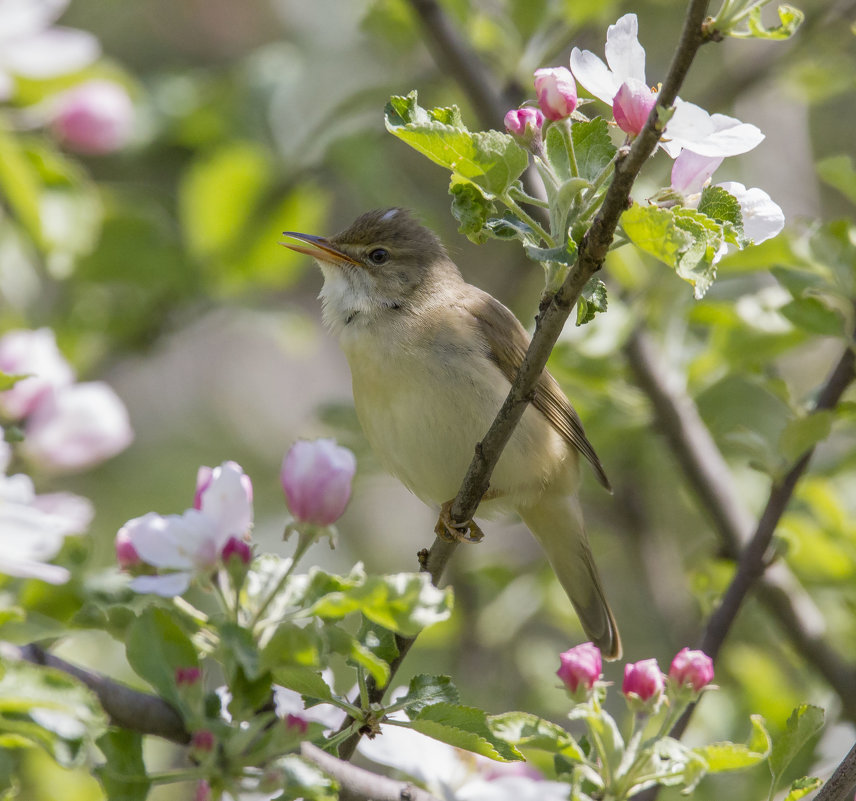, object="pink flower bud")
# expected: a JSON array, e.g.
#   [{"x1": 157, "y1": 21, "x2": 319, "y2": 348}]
[
  {"x1": 190, "y1": 729, "x2": 215, "y2": 753},
  {"x1": 281, "y1": 438, "x2": 356, "y2": 526},
  {"x1": 612, "y1": 79, "x2": 657, "y2": 136},
  {"x1": 175, "y1": 666, "x2": 202, "y2": 686},
  {"x1": 115, "y1": 528, "x2": 141, "y2": 570},
  {"x1": 622, "y1": 658, "x2": 664, "y2": 702},
  {"x1": 221, "y1": 536, "x2": 251, "y2": 565},
  {"x1": 534, "y1": 67, "x2": 578, "y2": 121},
  {"x1": 285, "y1": 714, "x2": 309, "y2": 734},
  {"x1": 50, "y1": 80, "x2": 134, "y2": 155},
  {"x1": 669, "y1": 648, "x2": 714, "y2": 692},
  {"x1": 195, "y1": 781, "x2": 212, "y2": 801},
  {"x1": 504, "y1": 107, "x2": 544, "y2": 142},
  {"x1": 557, "y1": 642, "x2": 601, "y2": 696}
]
